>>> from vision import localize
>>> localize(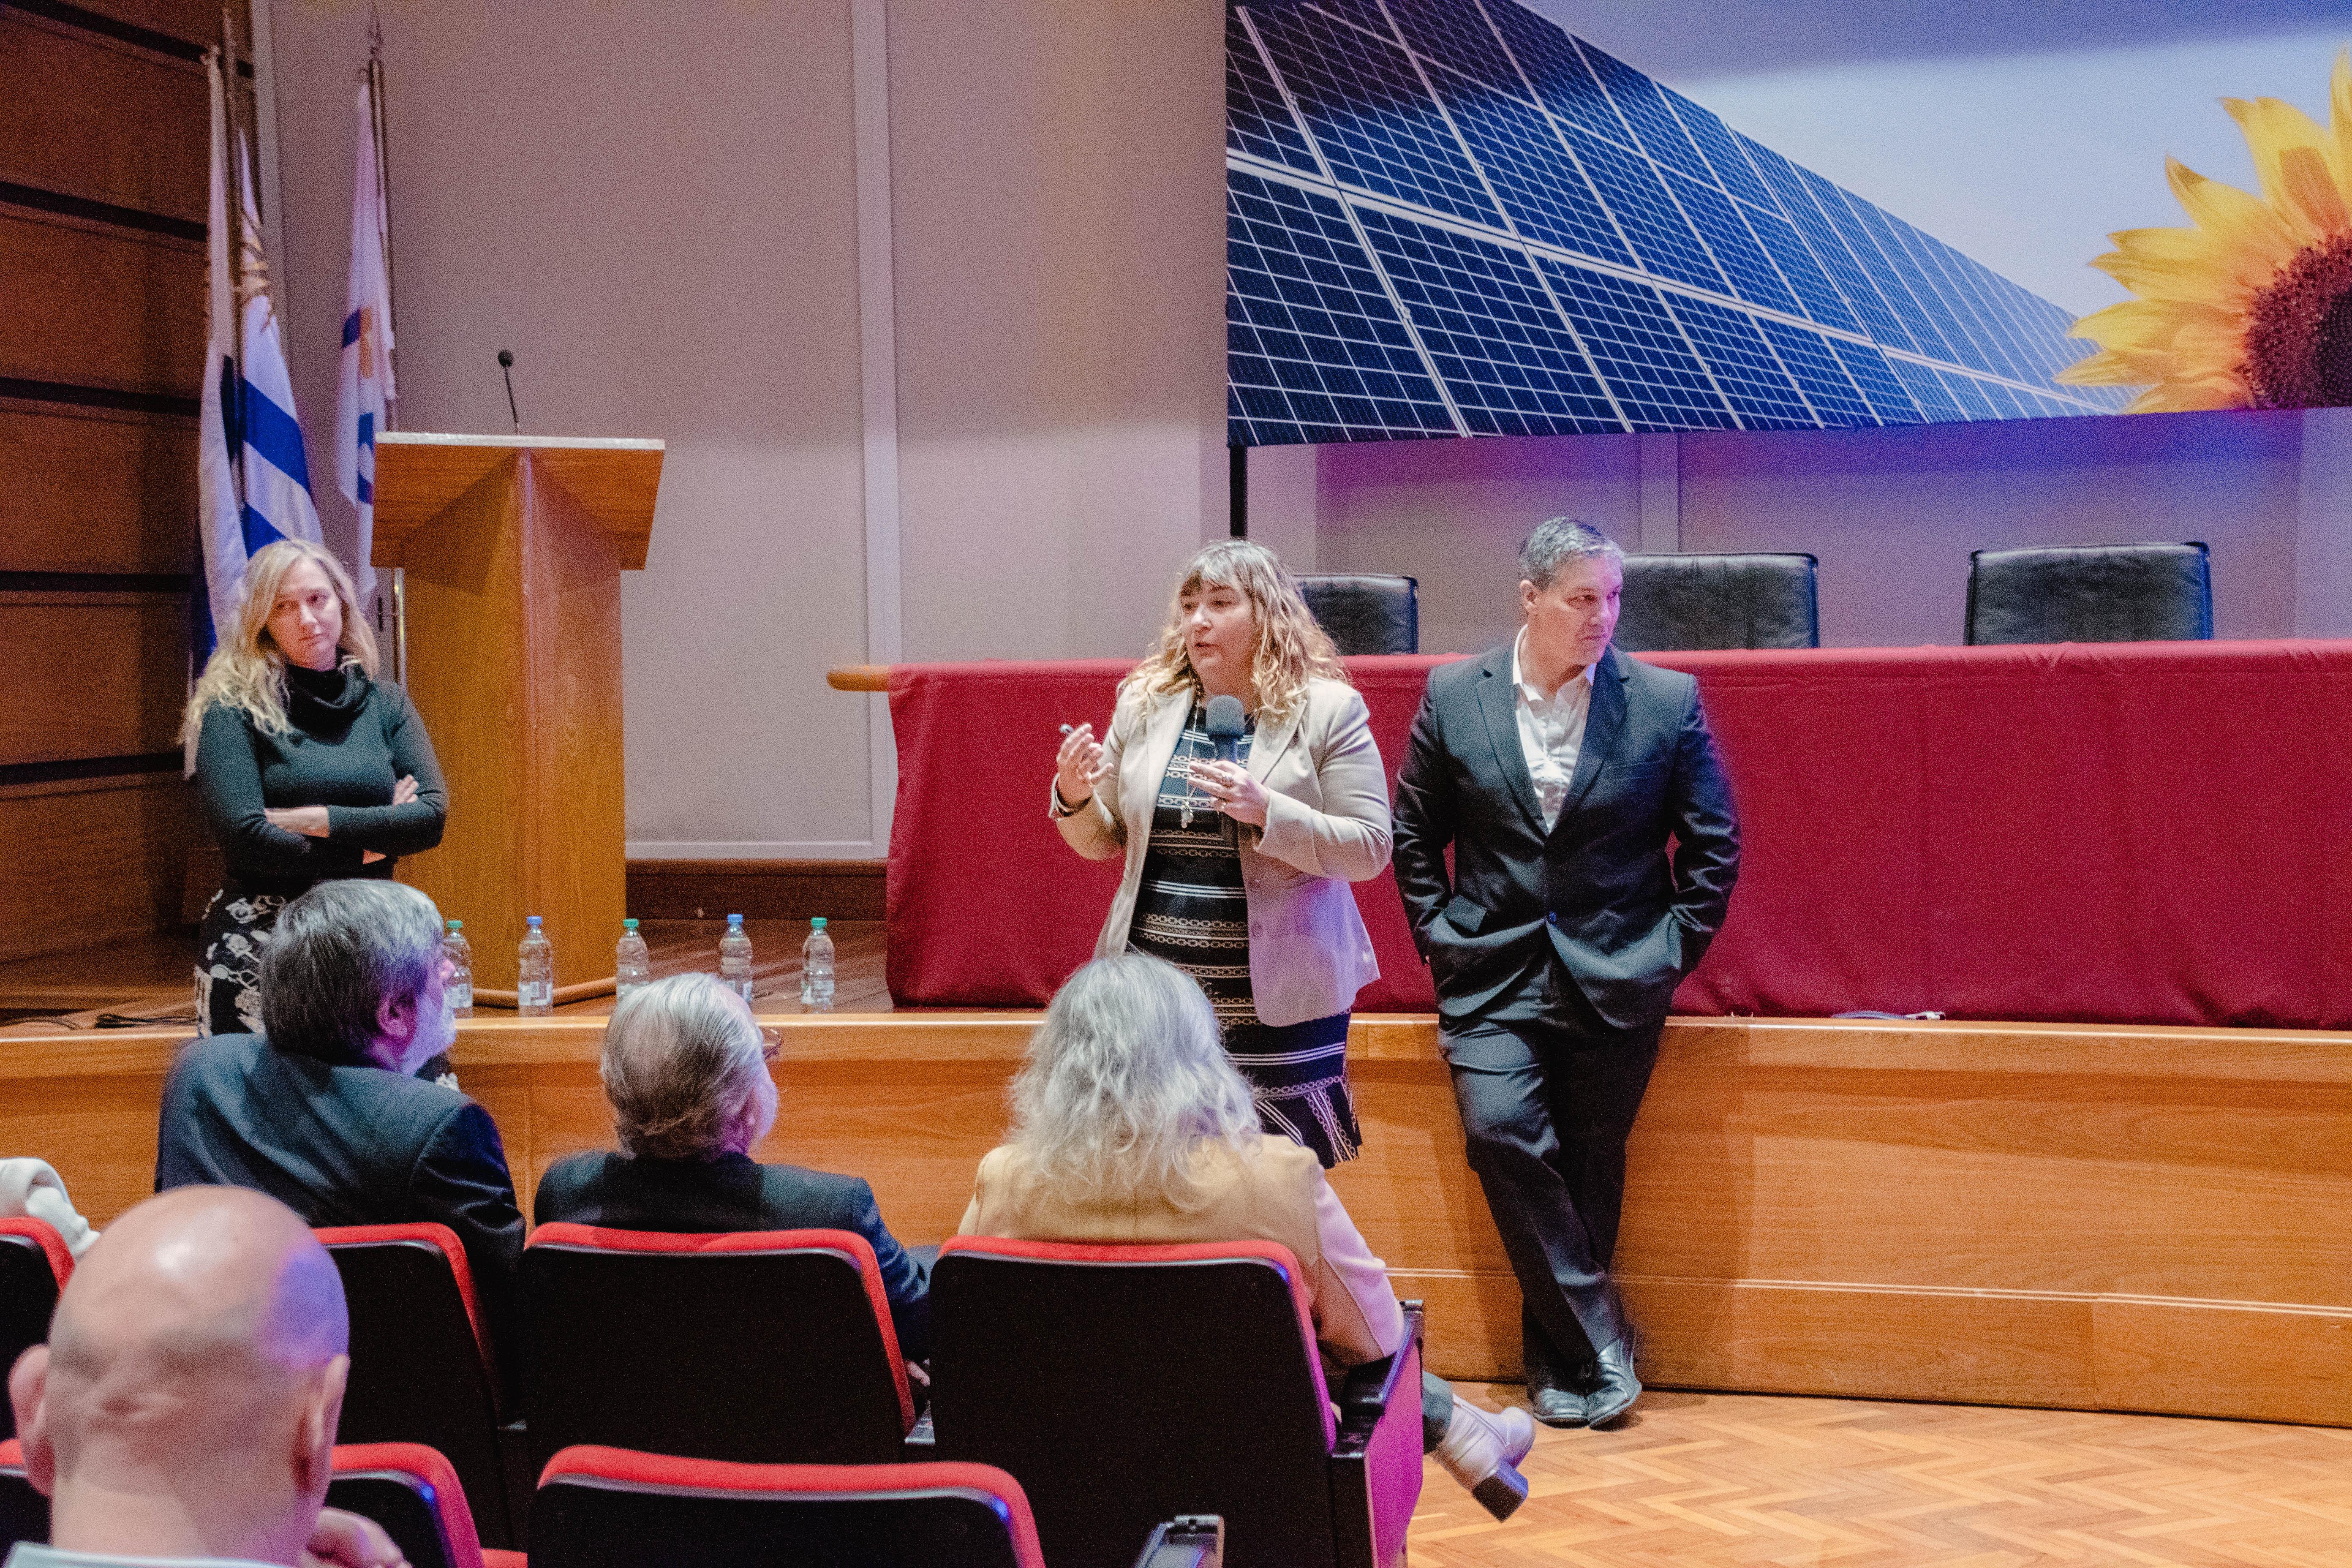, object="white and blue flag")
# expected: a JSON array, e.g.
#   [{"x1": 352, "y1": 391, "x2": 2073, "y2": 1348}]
[
  {"x1": 196, "y1": 48, "x2": 322, "y2": 654},
  {"x1": 333, "y1": 74, "x2": 395, "y2": 607}
]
